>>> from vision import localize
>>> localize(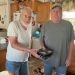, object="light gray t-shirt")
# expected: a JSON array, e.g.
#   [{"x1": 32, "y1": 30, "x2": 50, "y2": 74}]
[
  {"x1": 6, "y1": 20, "x2": 32, "y2": 62},
  {"x1": 41, "y1": 20, "x2": 74, "y2": 66}
]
